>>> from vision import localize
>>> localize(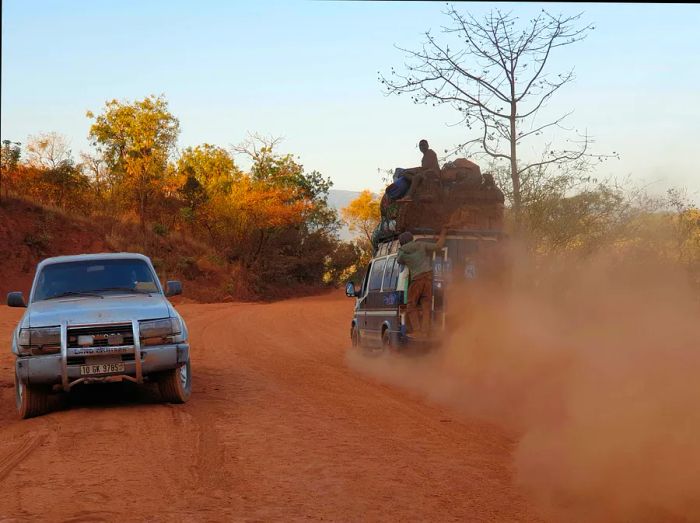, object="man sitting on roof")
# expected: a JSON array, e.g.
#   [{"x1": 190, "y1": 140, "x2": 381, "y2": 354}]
[{"x1": 397, "y1": 139, "x2": 441, "y2": 202}]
